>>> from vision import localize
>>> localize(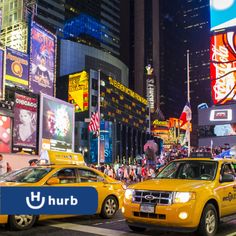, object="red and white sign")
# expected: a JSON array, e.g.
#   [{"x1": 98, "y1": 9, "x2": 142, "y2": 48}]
[
  {"x1": 210, "y1": 32, "x2": 236, "y2": 105},
  {"x1": 210, "y1": 109, "x2": 232, "y2": 121}
]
